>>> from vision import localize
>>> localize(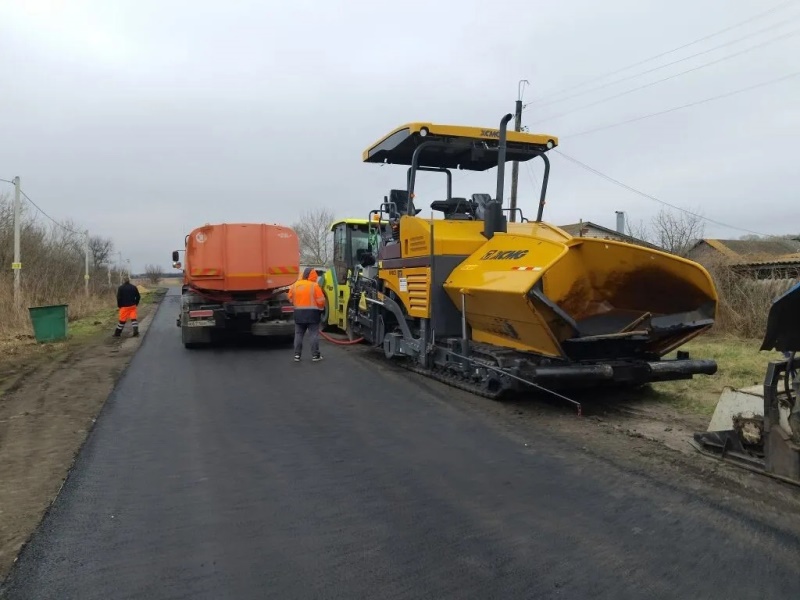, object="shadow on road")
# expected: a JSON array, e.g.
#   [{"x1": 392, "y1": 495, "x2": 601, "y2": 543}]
[{"x1": 183, "y1": 334, "x2": 295, "y2": 354}]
